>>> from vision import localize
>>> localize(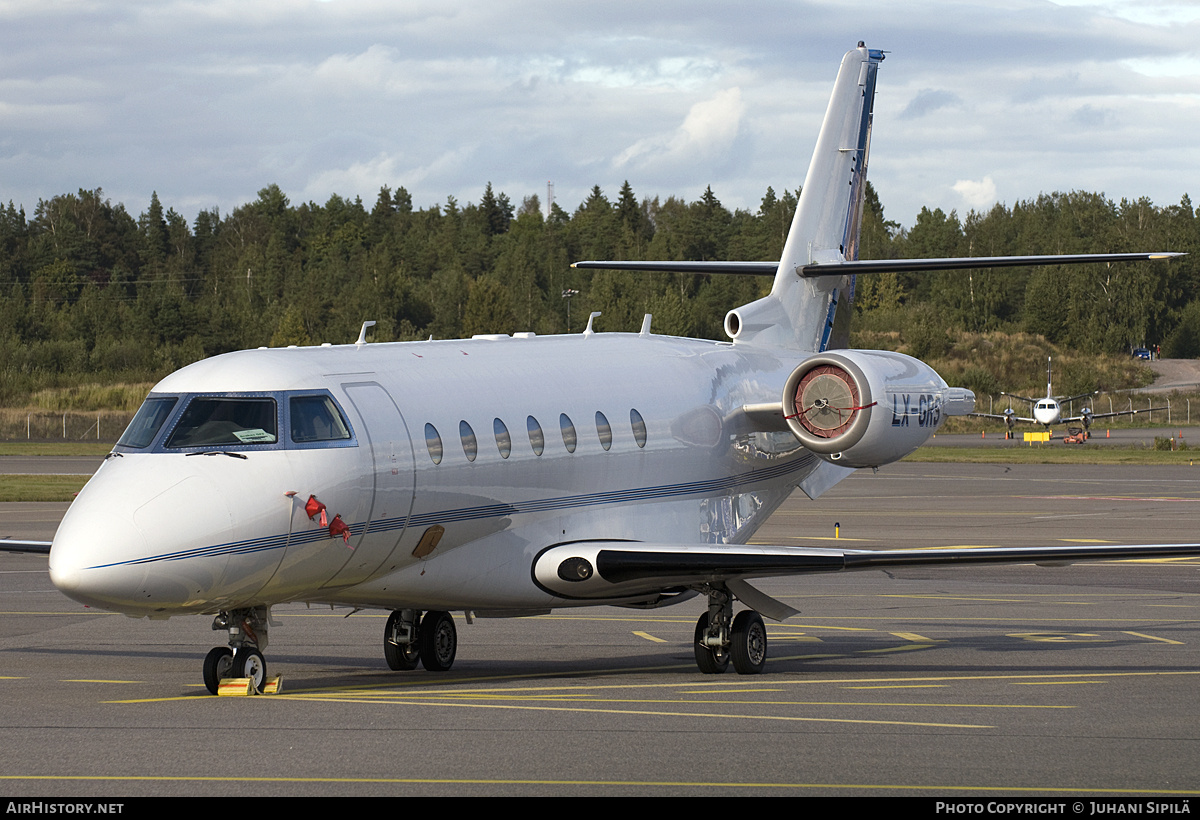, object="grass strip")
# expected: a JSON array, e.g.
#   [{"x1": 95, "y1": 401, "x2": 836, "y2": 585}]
[{"x1": 0, "y1": 474, "x2": 90, "y2": 502}]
